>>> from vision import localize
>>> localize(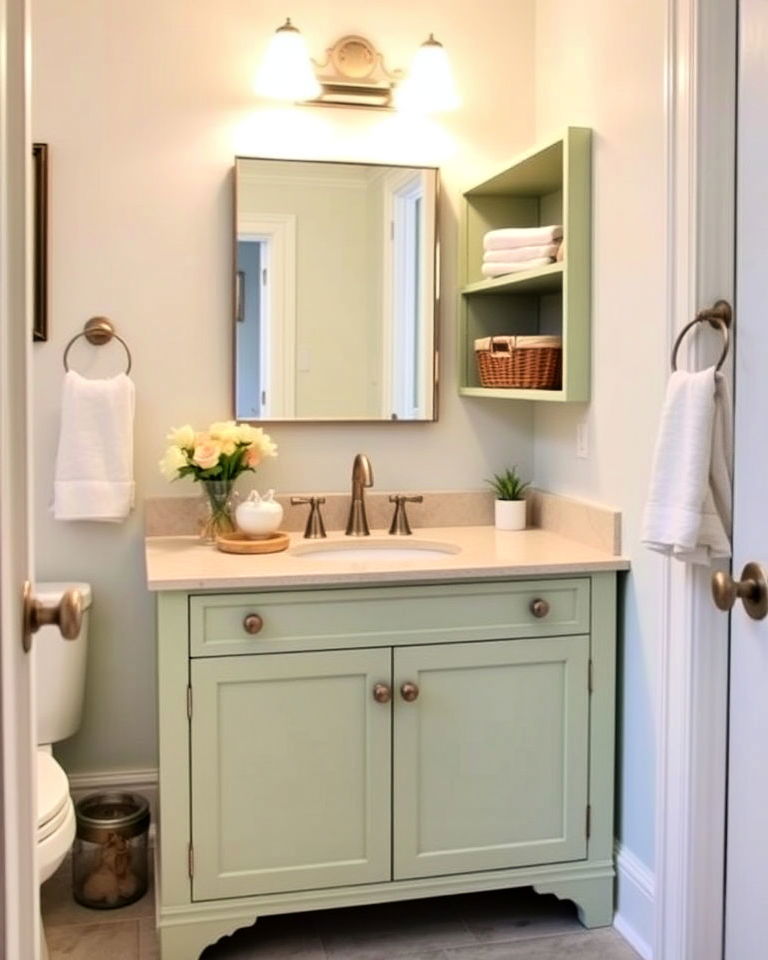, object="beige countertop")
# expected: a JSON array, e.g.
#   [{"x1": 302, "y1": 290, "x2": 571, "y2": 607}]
[{"x1": 145, "y1": 526, "x2": 629, "y2": 592}]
